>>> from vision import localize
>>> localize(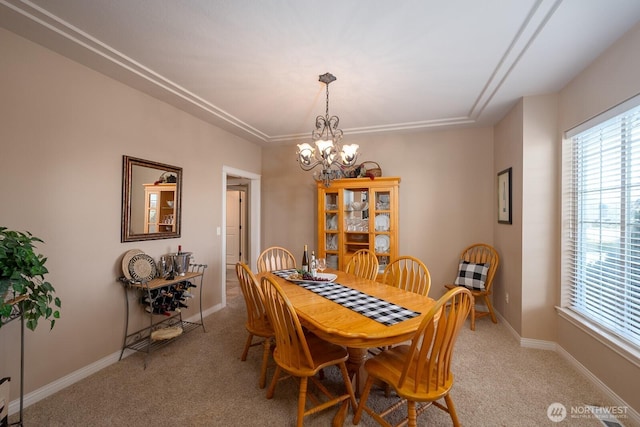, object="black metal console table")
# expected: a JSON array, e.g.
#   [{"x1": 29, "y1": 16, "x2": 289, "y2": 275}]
[{"x1": 119, "y1": 264, "x2": 207, "y2": 368}]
